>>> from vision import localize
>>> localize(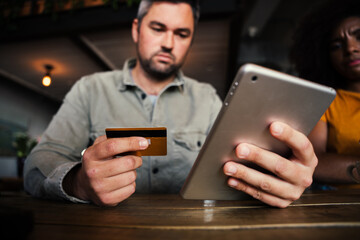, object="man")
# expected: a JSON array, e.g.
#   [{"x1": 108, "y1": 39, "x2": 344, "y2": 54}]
[{"x1": 24, "y1": 0, "x2": 317, "y2": 208}]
